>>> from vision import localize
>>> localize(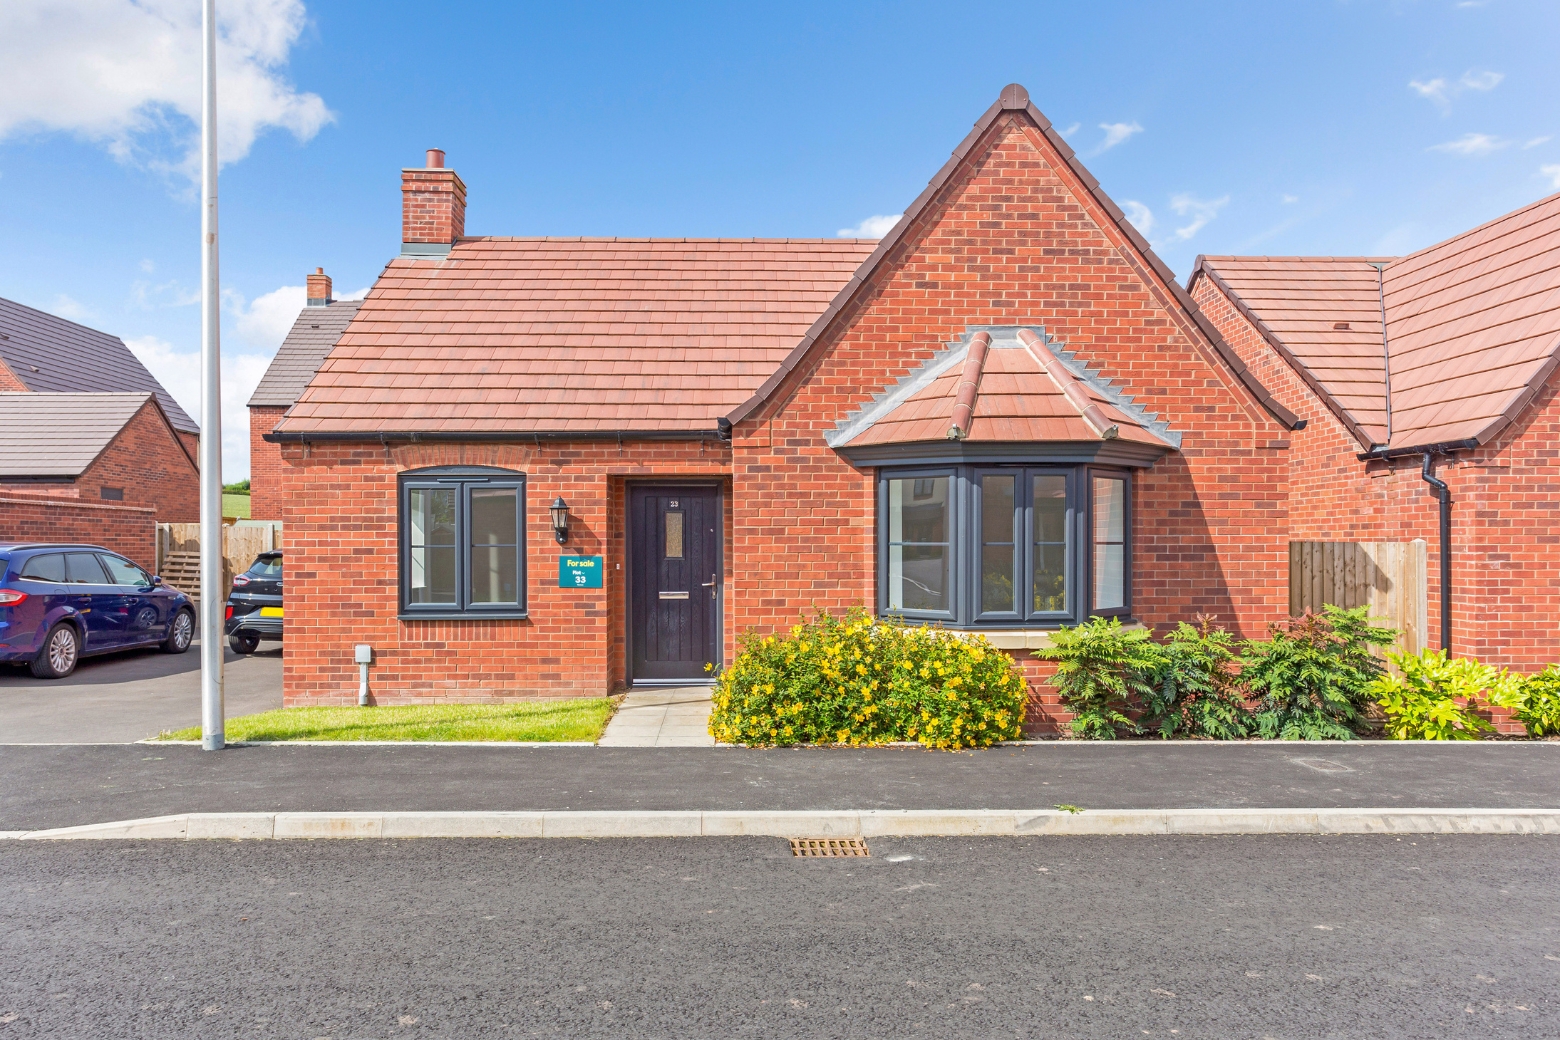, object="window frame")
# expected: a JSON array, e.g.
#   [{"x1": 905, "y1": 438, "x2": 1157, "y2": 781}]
[
  {"x1": 877, "y1": 464, "x2": 1131, "y2": 629},
  {"x1": 877, "y1": 466, "x2": 959, "y2": 623},
  {"x1": 397, "y1": 467, "x2": 527, "y2": 620}
]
